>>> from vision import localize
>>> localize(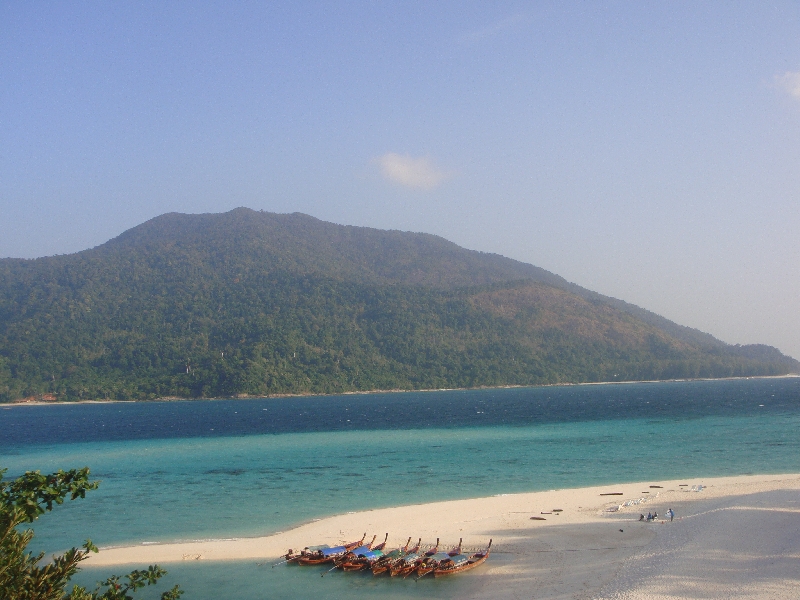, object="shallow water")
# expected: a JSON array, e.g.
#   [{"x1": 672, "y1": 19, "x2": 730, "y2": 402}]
[
  {"x1": 2, "y1": 378, "x2": 799, "y2": 598},
  {"x1": 71, "y1": 555, "x2": 496, "y2": 600}
]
